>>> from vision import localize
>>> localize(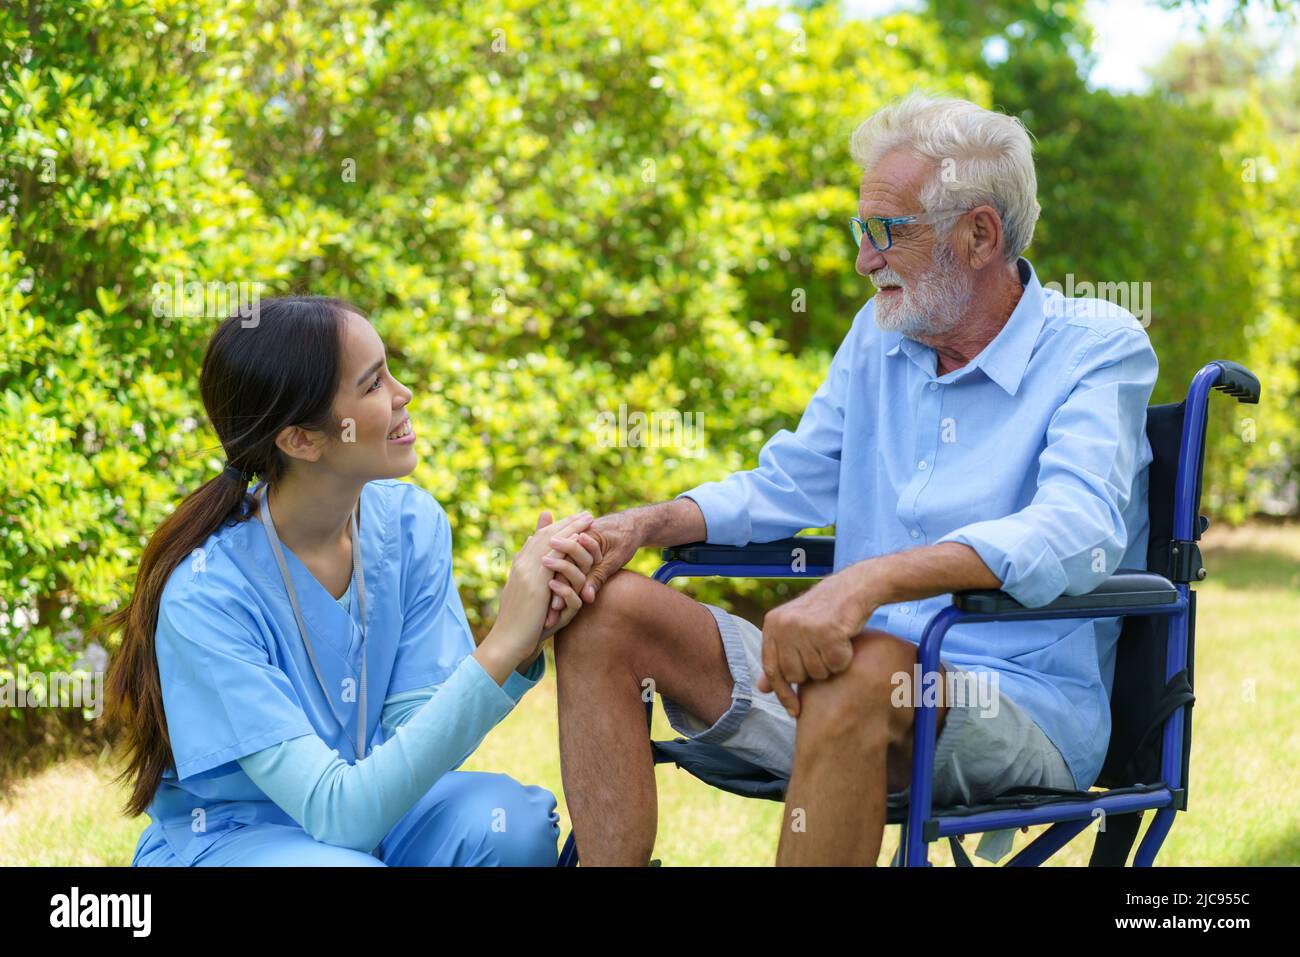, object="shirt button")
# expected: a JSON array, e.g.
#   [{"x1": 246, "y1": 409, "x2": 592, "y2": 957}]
[
  {"x1": 917, "y1": 460, "x2": 928, "y2": 470},
  {"x1": 929, "y1": 382, "x2": 938, "y2": 391},
  {"x1": 910, "y1": 529, "x2": 920, "y2": 539},
  {"x1": 900, "y1": 605, "x2": 911, "y2": 615}
]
